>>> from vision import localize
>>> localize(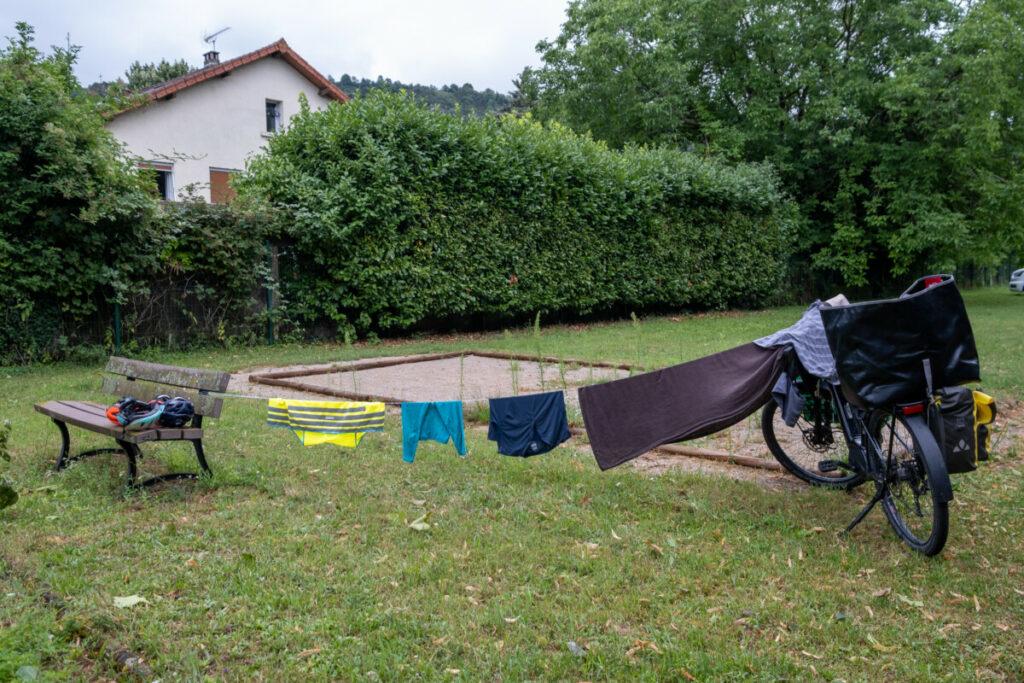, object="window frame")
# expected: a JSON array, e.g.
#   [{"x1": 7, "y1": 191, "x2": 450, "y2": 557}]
[
  {"x1": 139, "y1": 161, "x2": 174, "y2": 200},
  {"x1": 265, "y1": 99, "x2": 283, "y2": 133}
]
